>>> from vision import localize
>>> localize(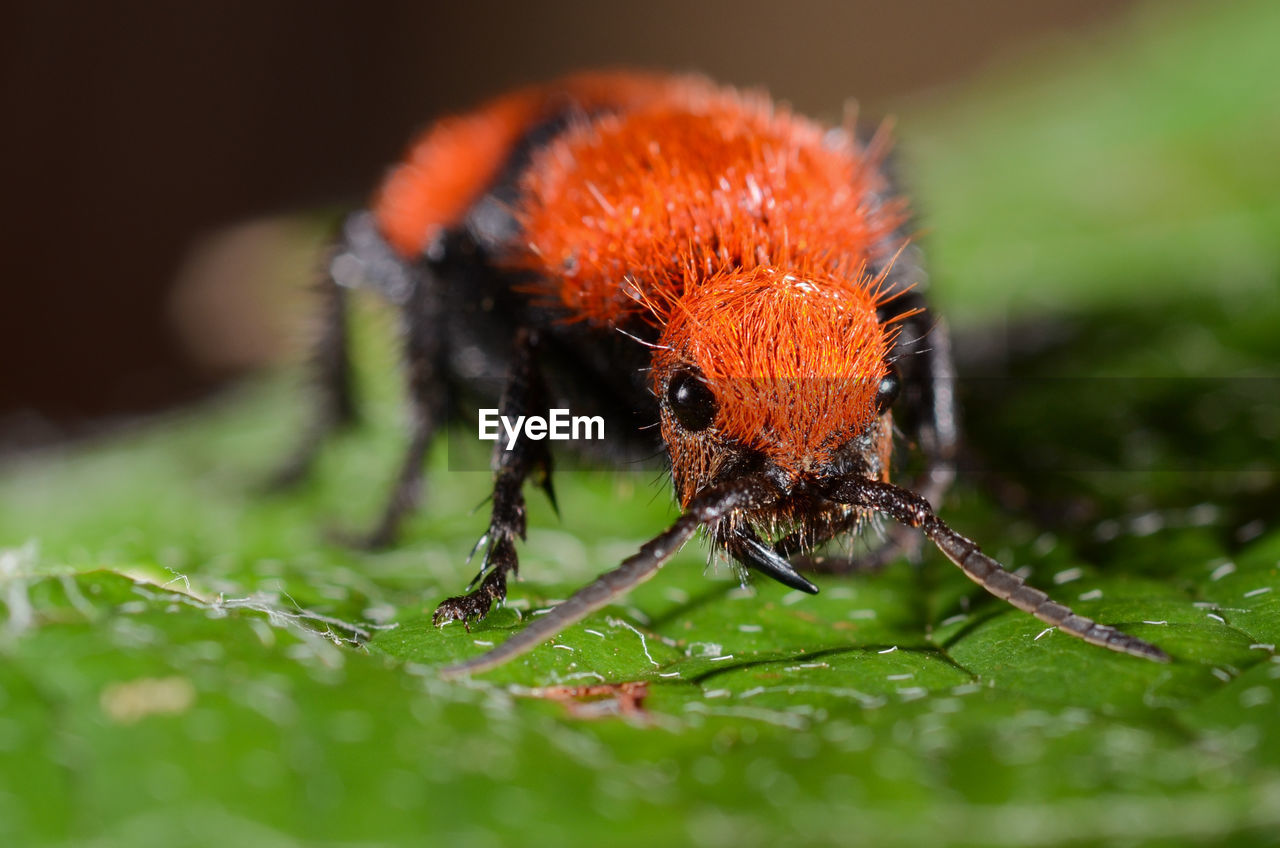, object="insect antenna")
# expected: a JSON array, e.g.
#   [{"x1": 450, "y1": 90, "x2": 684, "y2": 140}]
[
  {"x1": 826, "y1": 477, "x2": 1170, "y2": 663},
  {"x1": 439, "y1": 474, "x2": 782, "y2": 677}
]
